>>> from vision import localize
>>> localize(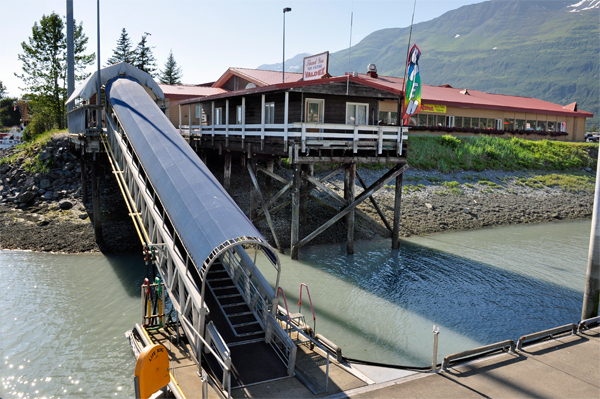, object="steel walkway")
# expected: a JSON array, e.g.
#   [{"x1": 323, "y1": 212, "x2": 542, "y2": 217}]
[{"x1": 69, "y1": 66, "x2": 297, "y2": 397}]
